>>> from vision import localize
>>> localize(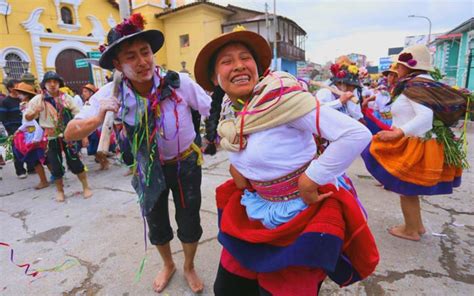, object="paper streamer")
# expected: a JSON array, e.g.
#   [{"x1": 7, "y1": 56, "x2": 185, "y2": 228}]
[
  {"x1": 1, "y1": 242, "x2": 80, "y2": 278},
  {"x1": 0, "y1": 242, "x2": 38, "y2": 277}
]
